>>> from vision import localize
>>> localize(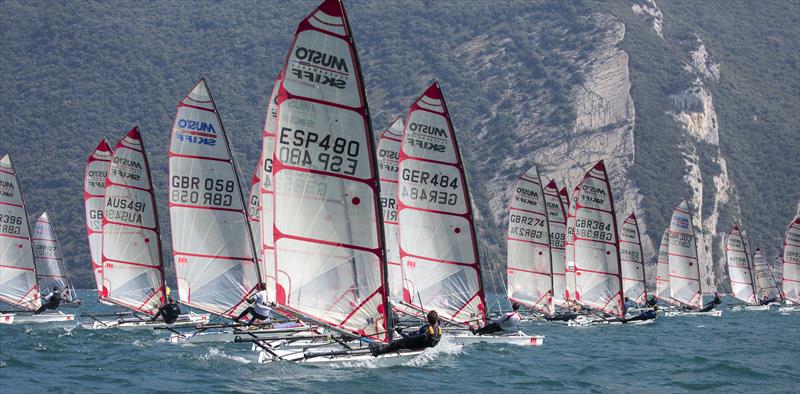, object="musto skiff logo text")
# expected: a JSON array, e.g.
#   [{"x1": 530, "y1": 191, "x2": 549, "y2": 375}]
[
  {"x1": 406, "y1": 122, "x2": 447, "y2": 153},
  {"x1": 673, "y1": 216, "x2": 690, "y2": 230},
  {"x1": 290, "y1": 47, "x2": 349, "y2": 89},
  {"x1": 175, "y1": 118, "x2": 217, "y2": 146}
]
